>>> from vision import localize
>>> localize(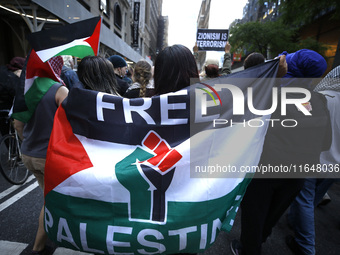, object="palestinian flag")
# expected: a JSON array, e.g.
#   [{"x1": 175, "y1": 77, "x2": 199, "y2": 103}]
[
  {"x1": 26, "y1": 16, "x2": 101, "y2": 62},
  {"x1": 44, "y1": 60, "x2": 279, "y2": 254},
  {"x1": 12, "y1": 16, "x2": 101, "y2": 122}
]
